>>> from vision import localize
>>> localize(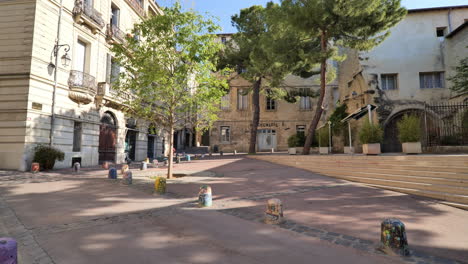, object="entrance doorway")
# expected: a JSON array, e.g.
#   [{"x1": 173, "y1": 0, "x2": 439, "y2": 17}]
[
  {"x1": 257, "y1": 129, "x2": 277, "y2": 151},
  {"x1": 125, "y1": 130, "x2": 137, "y2": 161},
  {"x1": 98, "y1": 112, "x2": 117, "y2": 164},
  {"x1": 147, "y1": 136, "x2": 155, "y2": 159},
  {"x1": 382, "y1": 109, "x2": 426, "y2": 153}
]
